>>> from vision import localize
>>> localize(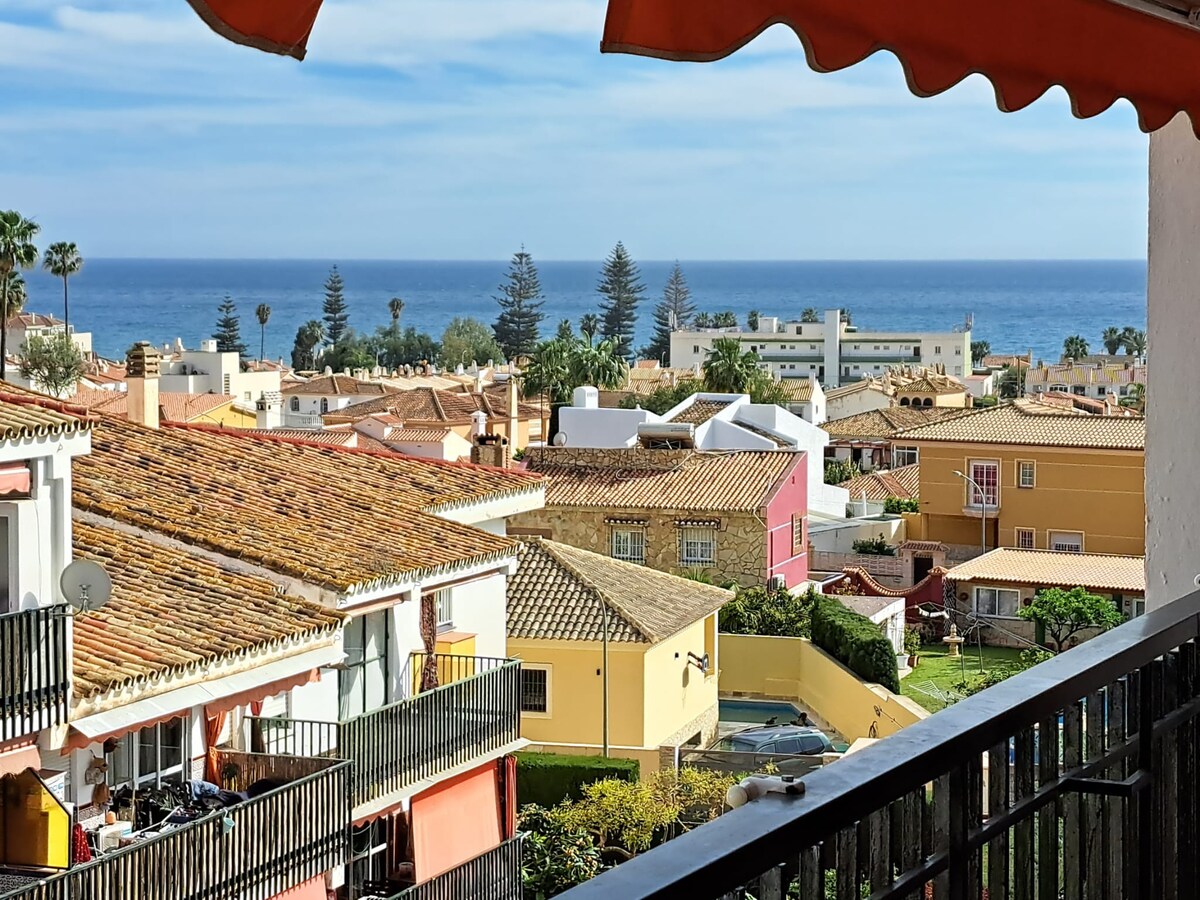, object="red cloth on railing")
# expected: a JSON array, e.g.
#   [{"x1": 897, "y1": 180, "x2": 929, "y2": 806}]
[{"x1": 72, "y1": 823, "x2": 92, "y2": 864}]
